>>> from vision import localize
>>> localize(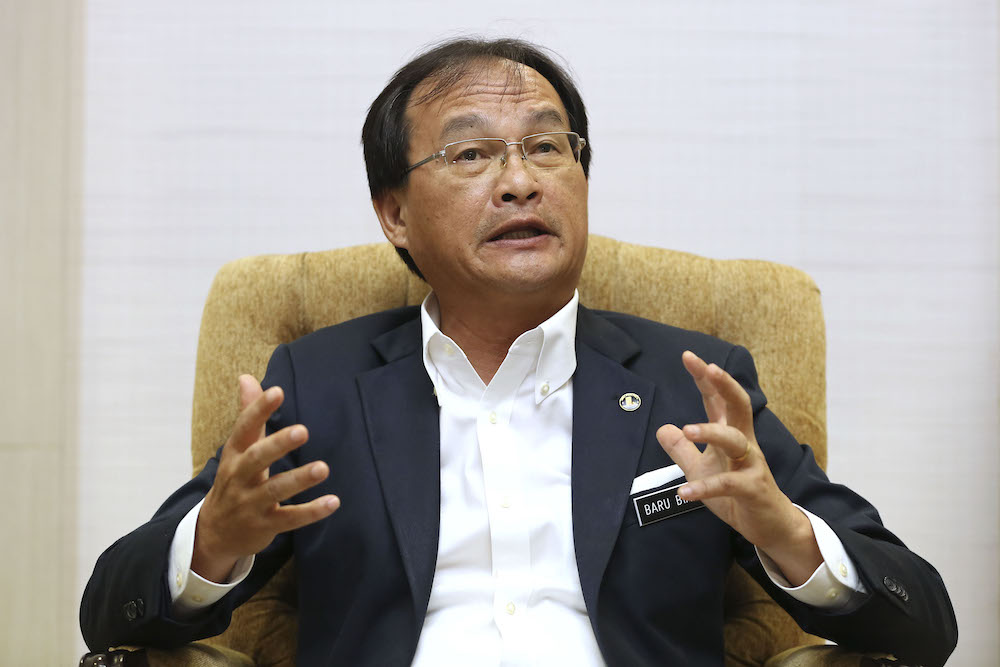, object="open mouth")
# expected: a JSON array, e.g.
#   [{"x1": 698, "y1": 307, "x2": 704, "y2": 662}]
[{"x1": 490, "y1": 228, "x2": 546, "y2": 241}]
